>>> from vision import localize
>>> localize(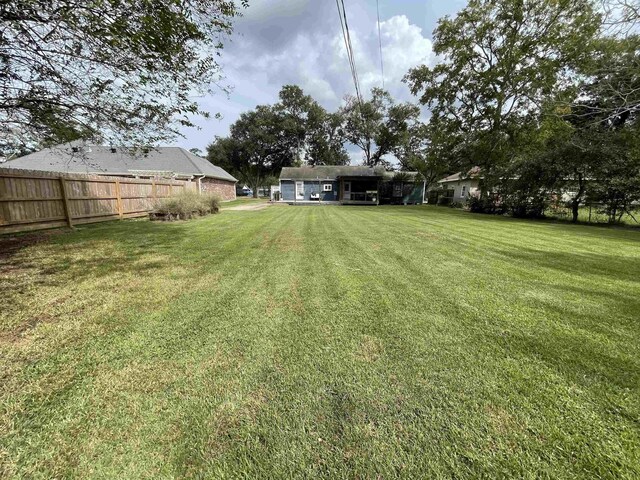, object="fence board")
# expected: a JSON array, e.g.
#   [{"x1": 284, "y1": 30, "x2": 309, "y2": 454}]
[{"x1": 0, "y1": 167, "x2": 195, "y2": 234}]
